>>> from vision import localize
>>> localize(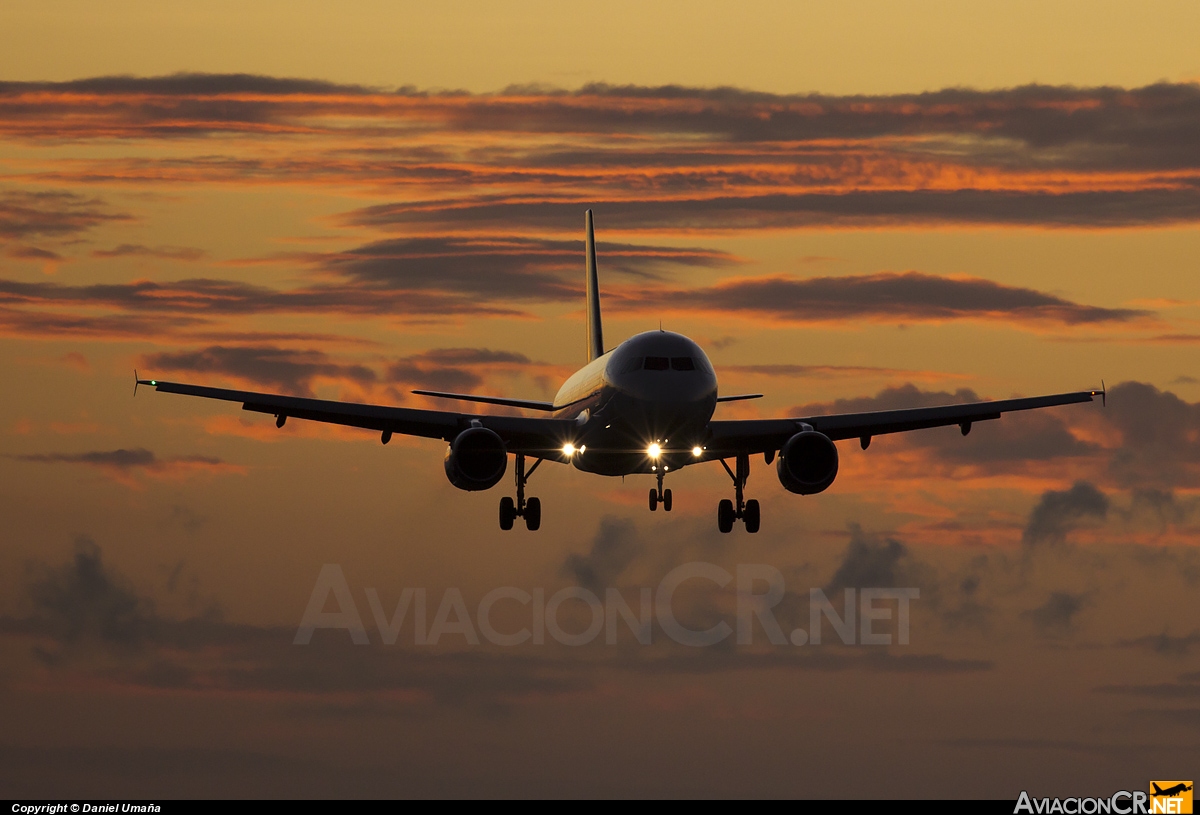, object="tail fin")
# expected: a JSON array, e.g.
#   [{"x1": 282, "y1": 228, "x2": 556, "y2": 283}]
[
  {"x1": 585, "y1": 209, "x2": 604, "y2": 361},
  {"x1": 1153, "y1": 784, "x2": 1164, "y2": 795}
]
